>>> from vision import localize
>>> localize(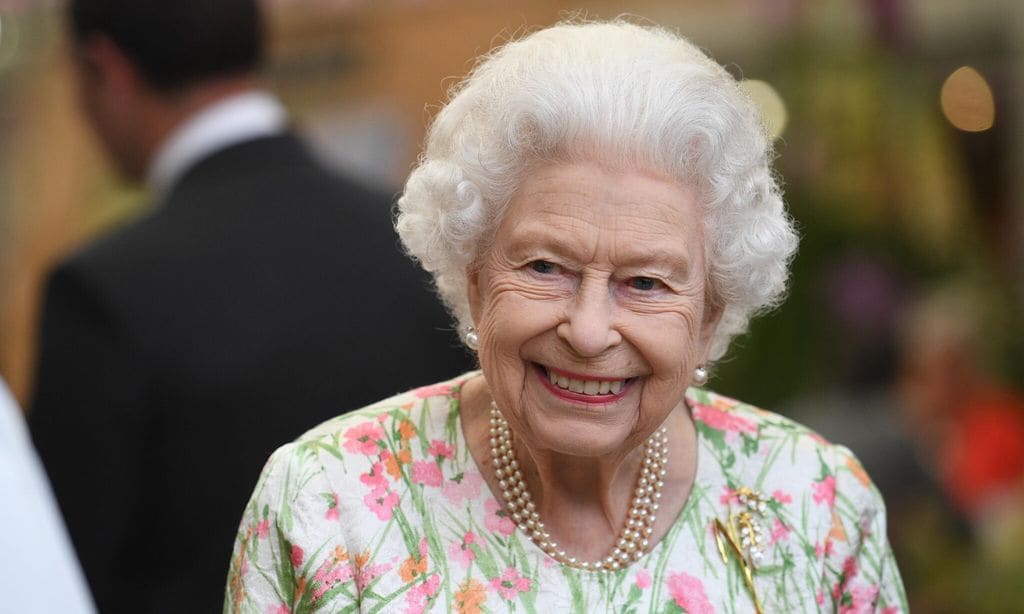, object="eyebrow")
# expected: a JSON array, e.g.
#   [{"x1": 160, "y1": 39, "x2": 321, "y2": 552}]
[{"x1": 506, "y1": 225, "x2": 693, "y2": 279}]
